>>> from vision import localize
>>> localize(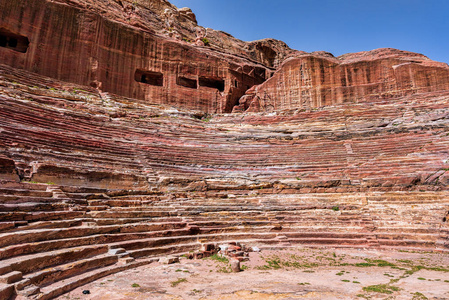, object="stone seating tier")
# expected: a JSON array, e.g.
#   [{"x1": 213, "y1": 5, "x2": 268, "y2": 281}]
[{"x1": 0, "y1": 65, "x2": 448, "y2": 299}]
